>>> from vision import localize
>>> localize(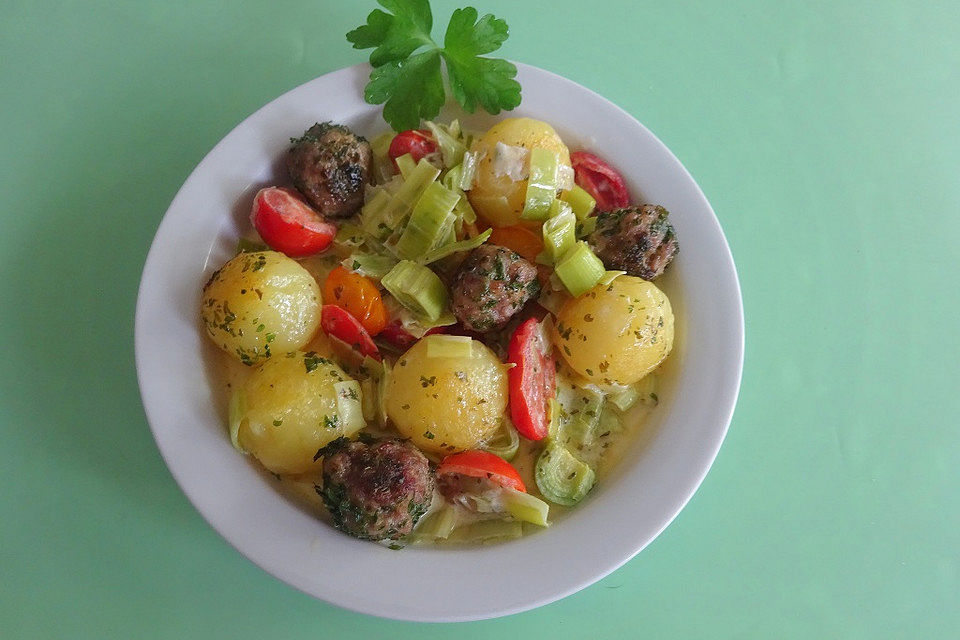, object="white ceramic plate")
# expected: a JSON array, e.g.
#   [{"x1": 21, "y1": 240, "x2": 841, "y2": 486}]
[{"x1": 135, "y1": 62, "x2": 743, "y2": 622}]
